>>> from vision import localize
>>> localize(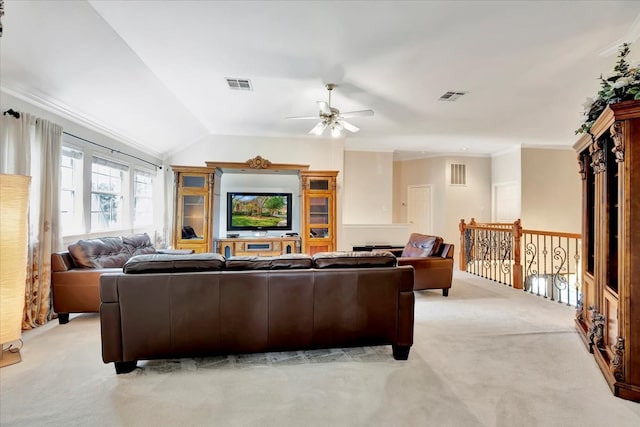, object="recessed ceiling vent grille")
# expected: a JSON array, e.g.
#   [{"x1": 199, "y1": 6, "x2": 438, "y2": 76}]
[
  {"x1": 226, "y1": 78, "x2": 253, "y2": 91},
  {"x1": 439, "y1": 91, "x2": 467, "y2": 101},
  {"x1": 450, "y1": 163, "x2": 466, "y2": 186}
]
